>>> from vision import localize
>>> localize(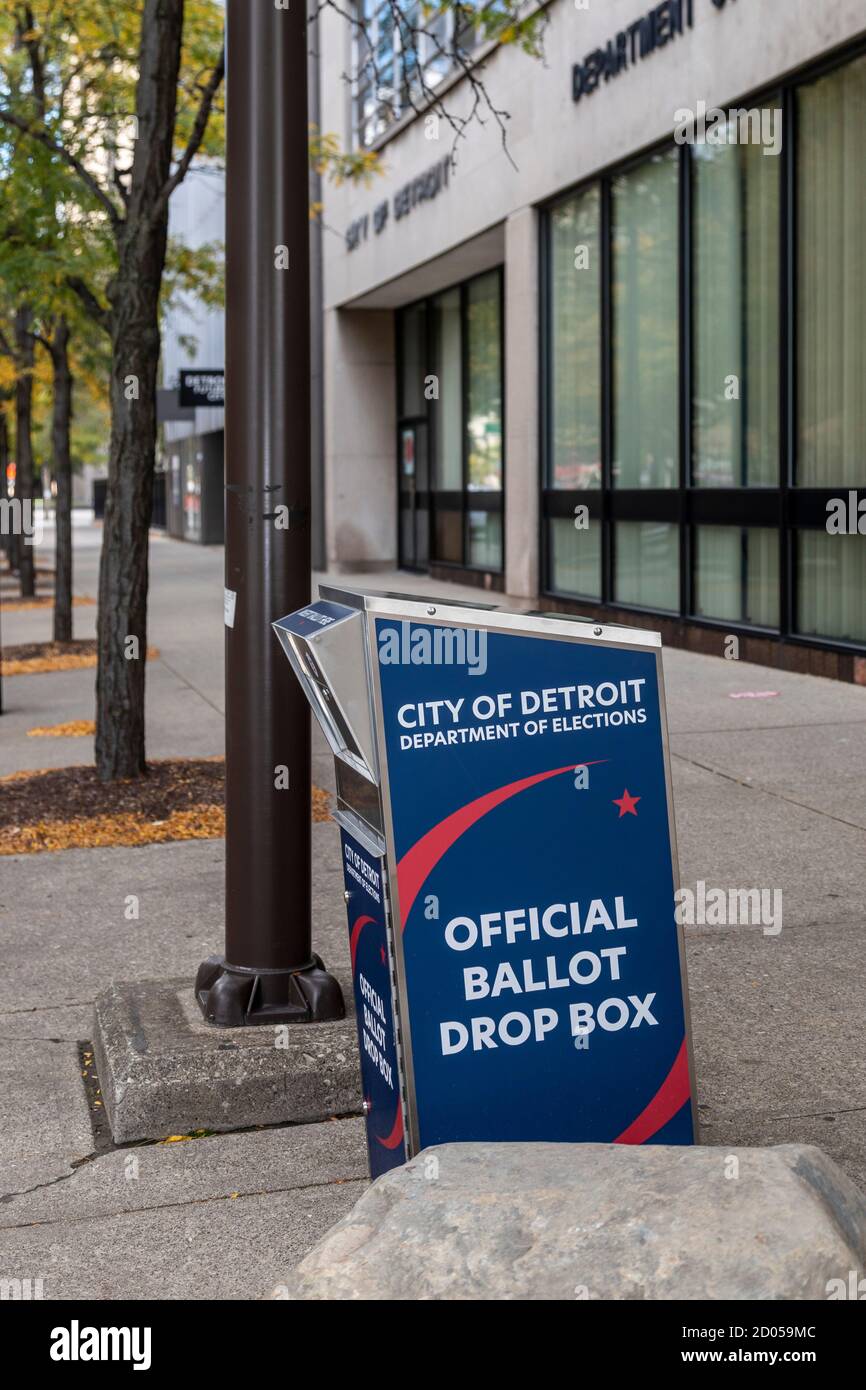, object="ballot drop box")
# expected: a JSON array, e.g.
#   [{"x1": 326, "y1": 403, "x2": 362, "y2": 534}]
[{"x1": 274, "y1": 588, "x2": 696, "y2": 1176}]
